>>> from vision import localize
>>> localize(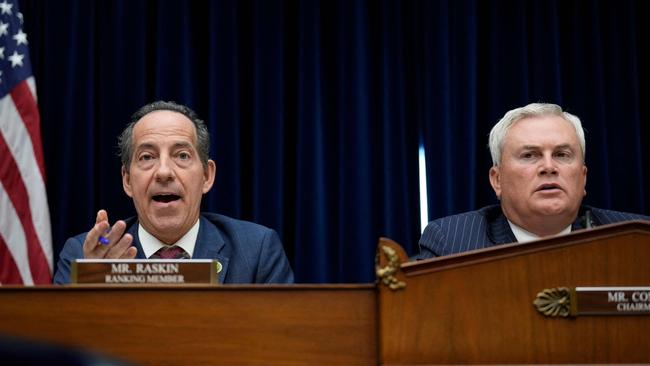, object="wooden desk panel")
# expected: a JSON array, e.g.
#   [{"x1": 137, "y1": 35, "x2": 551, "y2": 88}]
[
  {"x1": 379, "y1": 222, "x2": 650, "y2": 364},
  {"x1": 0, "y1": 285, "x2": 377, "y2": 366}
]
